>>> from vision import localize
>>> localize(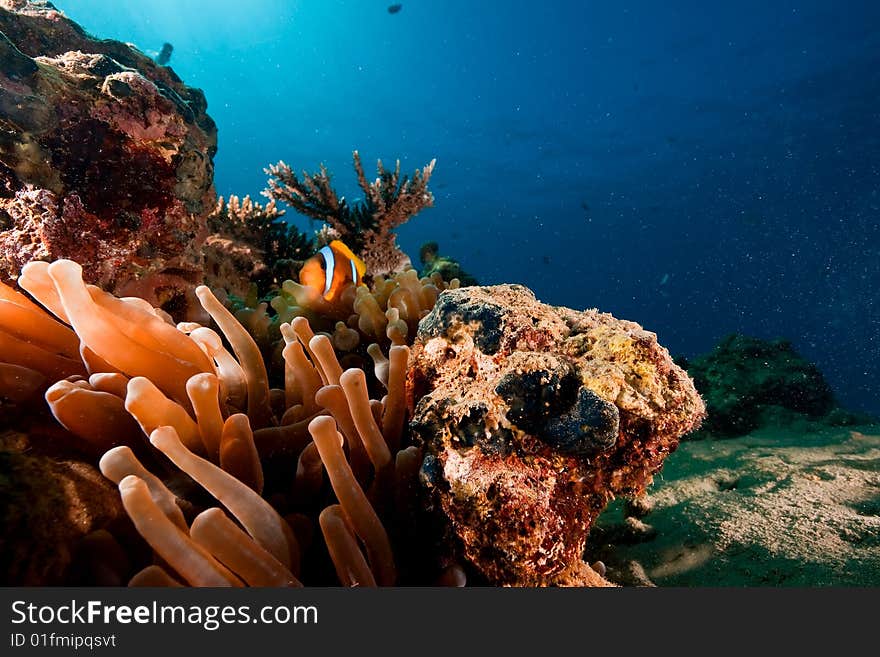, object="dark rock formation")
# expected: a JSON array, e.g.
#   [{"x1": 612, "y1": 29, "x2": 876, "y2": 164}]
[
  {"x1": 679, "y1": 334, "x2": 844, "y2": 437},
  {"x1": 407, "y1": 284, "x2": 705, "y2": 586},
  {"x1": 418, "y1": 241, "x2": 478, "y2": 286},
  {"x1": 0, "y1": 0, "x2": 217, "y2": 318},
  {"x1": 0, "y1": 430, "x2": 124, "y2": 585}
]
